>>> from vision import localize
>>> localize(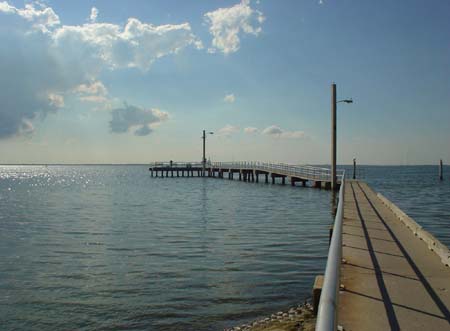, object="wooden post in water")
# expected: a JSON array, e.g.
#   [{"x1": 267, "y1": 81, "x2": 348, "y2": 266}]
[
  {"x1": 353, "y1": 157, "x2": 356, "y2": 180},
  {"x1": 439, "y1": 159, "x2": 443, "y2": 181}
]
